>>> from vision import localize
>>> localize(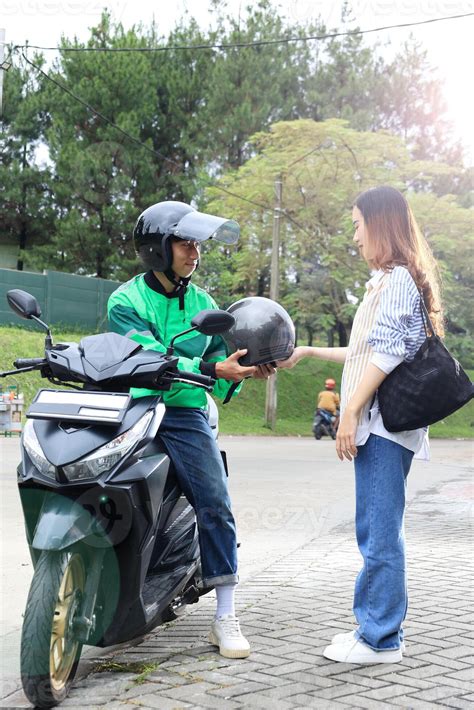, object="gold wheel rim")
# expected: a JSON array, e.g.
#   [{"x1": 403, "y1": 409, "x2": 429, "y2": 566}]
[{"x1": 50, "y1": 554, "x2": 85, "y2": 691}]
